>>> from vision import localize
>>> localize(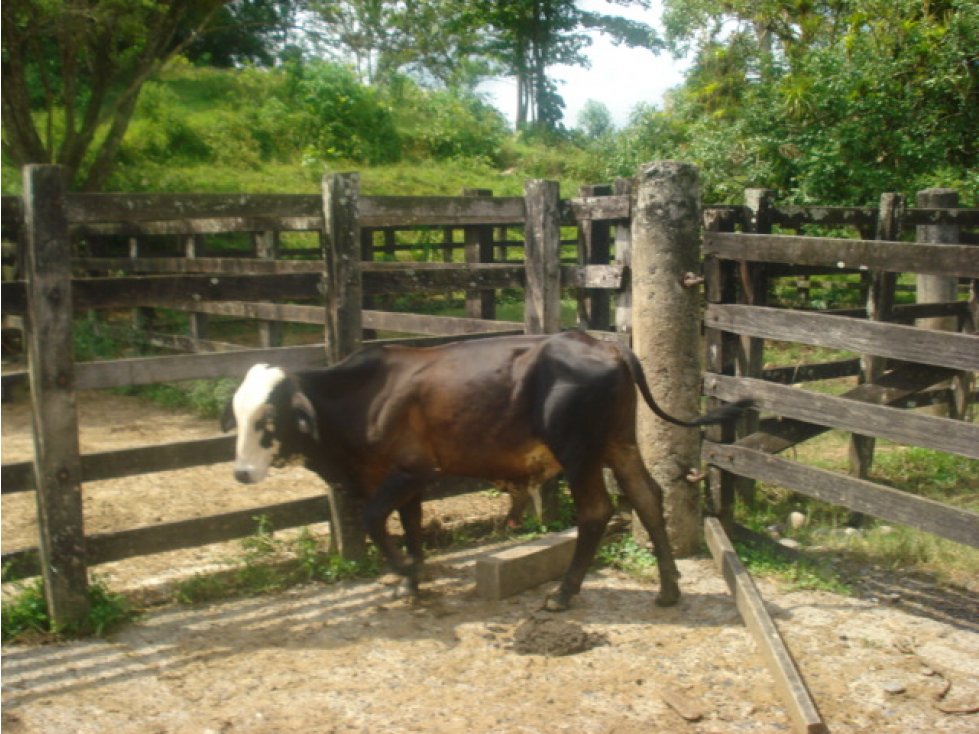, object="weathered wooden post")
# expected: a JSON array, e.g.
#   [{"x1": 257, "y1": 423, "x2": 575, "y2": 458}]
[
  {"x1": 849, "y1": 193, "x2": 904, "y2": 479},
  {"x1": 613, "y1": 177, "x2": 634, "y2": 340},
  {"x1": 523, "y1": 179, "x2": 562, "y2": 523},
  {"x1": 703, "y1": 207, "x2": 741, "y2": 533},
  {"x1": 631, "y1": 161, "x2": 704, "y2": 556},
  {"x1": 916, "y1": 188, "x2": 962, "y2": 417},
  {"x1": 23, "y1": 164, "x2": 91, "y2": 627},
  {"x1": 576, "y1": 184, "x2": 612, "y2": 330},
  {"x1": 523, "y1": 179, "x2": 562, "y2": 335},
  {"x1": 463, "y1": 188, "x2": 496, "y2": 321},
  {"x1": 184, "y1": 234, "x2": 210, "y2": 347},
  {"x1": 254, "y1": 230, "x2": 284, "y2": 347},
  {"x1": 321, "y1": 172, "x2": 367, "y2": 560}
]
